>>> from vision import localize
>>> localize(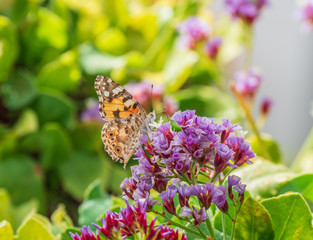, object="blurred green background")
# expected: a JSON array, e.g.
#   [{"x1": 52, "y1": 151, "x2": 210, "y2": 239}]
[{"x1": 0, "y1": 0, "x2": 267, "y2": 229}]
